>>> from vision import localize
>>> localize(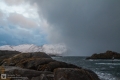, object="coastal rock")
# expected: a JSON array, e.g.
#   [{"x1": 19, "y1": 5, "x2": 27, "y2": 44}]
[
  {"x1": 0, "y1": 50, "x2": 20, "y2": 65},
  {"x1": 54, "y1": 68, "x2": 100, "y2": 80},
  {"x1": 86, "y1": 50, "x2": 120, "y2": 59},
  {"x1": 0, "y1": 51, "x2": 100, "y2": 80},
  {"x1": 3, "y1": 66, "x2": 53, "y2": 80},
  {"x1": 1, "y1": 66, "x2": 100, "y2": 80},
  {"x1": 31, "y1": 74, "x2": 54, "y2": 80},
  {"x1": 37, "y1": 61, "x2": 81, "y2": 72},
  {"x1": 1, "y1": 52, "x2": 51, "y2": 66},
  {"x1": 16, "y1": 58, "x2": 55, "y2": 70}
]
